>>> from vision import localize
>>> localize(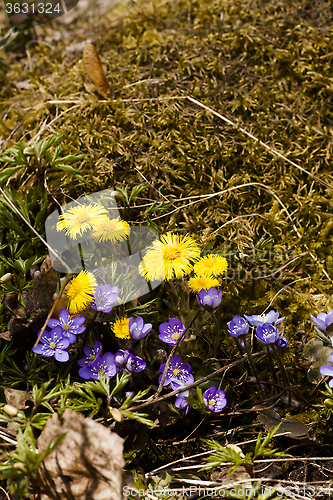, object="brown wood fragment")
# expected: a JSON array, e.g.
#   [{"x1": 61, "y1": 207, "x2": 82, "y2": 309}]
[{"x1": 83, "y1": 42, "x2": 113, "y2": 98}]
